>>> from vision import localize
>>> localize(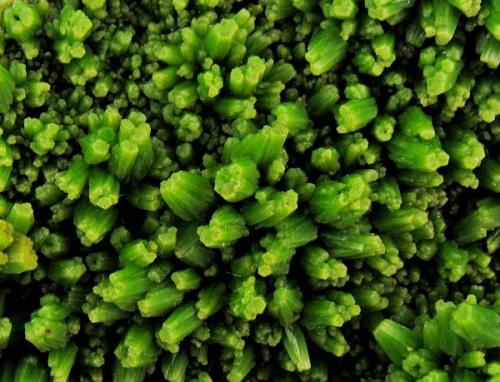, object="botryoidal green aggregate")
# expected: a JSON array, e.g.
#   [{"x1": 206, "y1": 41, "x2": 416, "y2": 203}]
[{"x1": 0, "y1": 0, "x2": 499, "y2": 381}]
